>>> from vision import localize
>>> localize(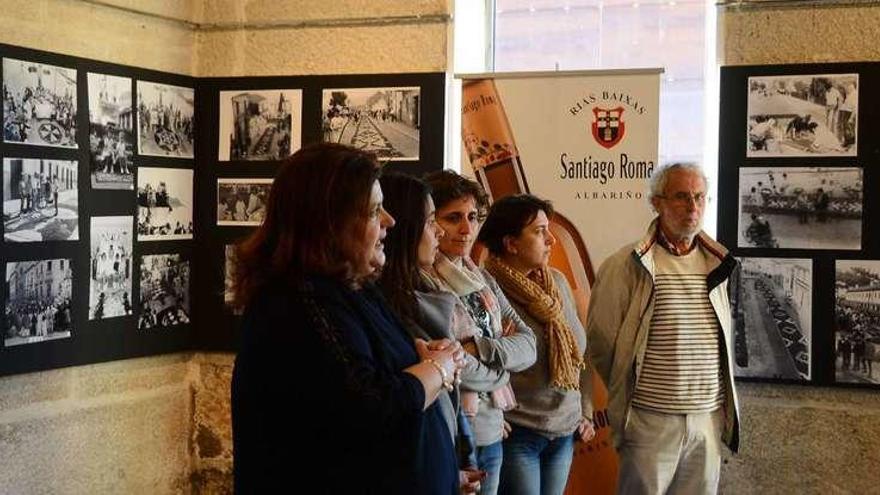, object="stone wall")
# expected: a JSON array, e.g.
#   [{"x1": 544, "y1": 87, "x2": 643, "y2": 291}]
[
  {"x1": 718, "y1": 2, "x2": 880, "y2": 493},
  {"x1": 0, "y1": 0, "x2": 196, "y2": 74},
  {"x1": 720, "y1": 2, "x2": 880, "y2": 65},
  {"x1": 193, "y1": 0, "x2": 449, "y2": 76},
  {"x1": 0, "y1": 2, "x2": 197, "y2": 493},
  {"x1": 0, "y1": 354, "x2": 194, "y2": 493}
]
